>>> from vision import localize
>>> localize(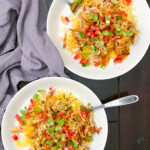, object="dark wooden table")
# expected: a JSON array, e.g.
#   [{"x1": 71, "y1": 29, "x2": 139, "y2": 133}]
[{"x1": 19, "y1": 0, "x2": 150, "y2": 150}]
